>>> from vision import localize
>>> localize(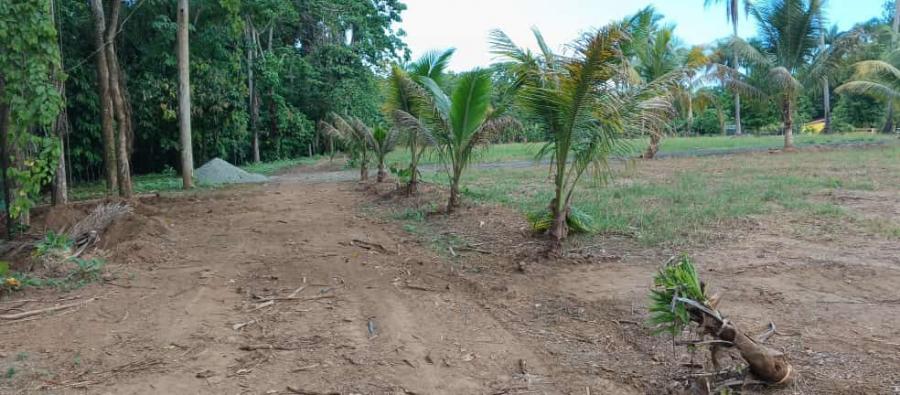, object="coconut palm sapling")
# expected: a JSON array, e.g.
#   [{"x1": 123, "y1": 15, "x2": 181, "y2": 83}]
[
  {"x1": 395, "y1": 69, "x2": 517, "y2": 212},
  {"x1": 492, "y1": 24, "x2": 676, "y2": 246},
  {"x1": 318, "y1": 114, "x2": 374, "y2": 181},
  {"x1": 385, "y1": 49, "x2": 455, "y2": 193}
]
